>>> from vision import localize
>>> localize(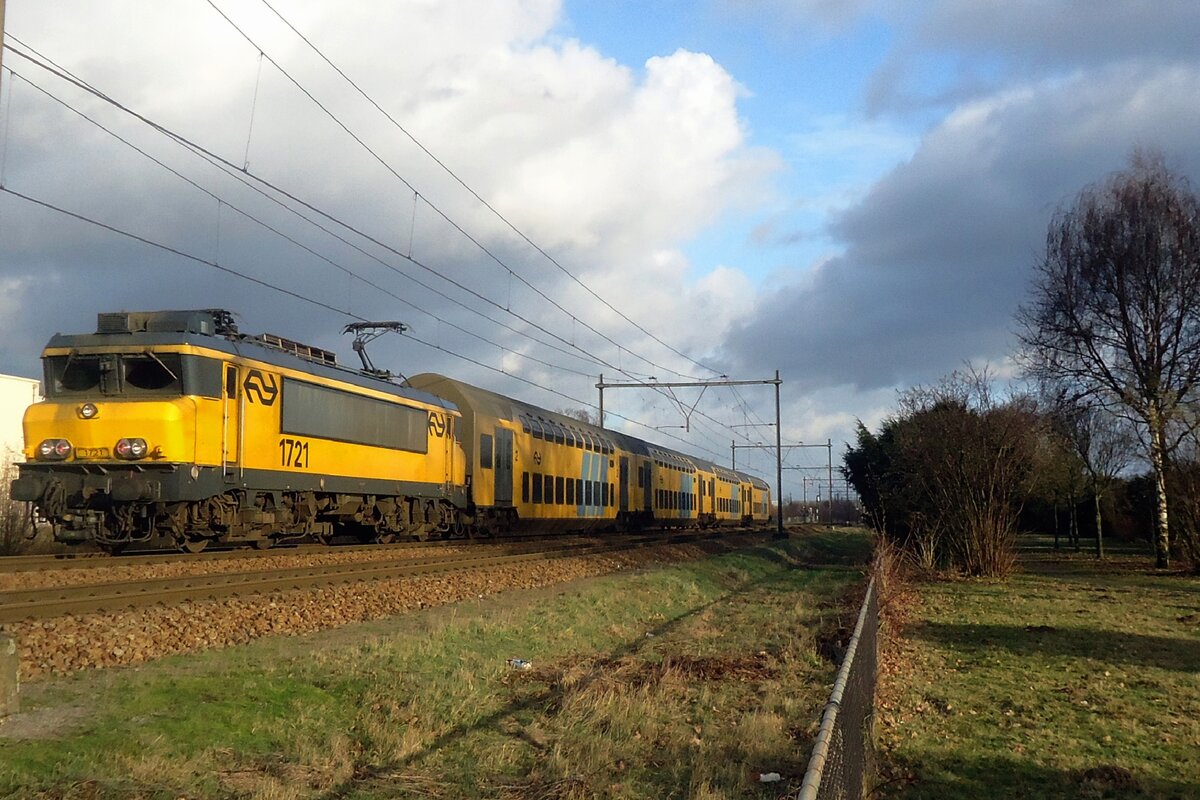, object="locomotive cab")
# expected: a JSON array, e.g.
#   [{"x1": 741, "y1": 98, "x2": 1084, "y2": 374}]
[{"x1": 13, "y1": 315, "x2": 226, "y2": 550}]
